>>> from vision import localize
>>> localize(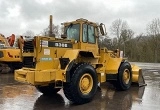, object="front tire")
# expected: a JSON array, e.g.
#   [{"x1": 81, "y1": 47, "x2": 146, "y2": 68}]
[
  {"x1": 116, "y1": 62, "x2": 132, "y2": 90},
  {"x1": 63, "y1": 63, "x2": 98, "y2": 104}
]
